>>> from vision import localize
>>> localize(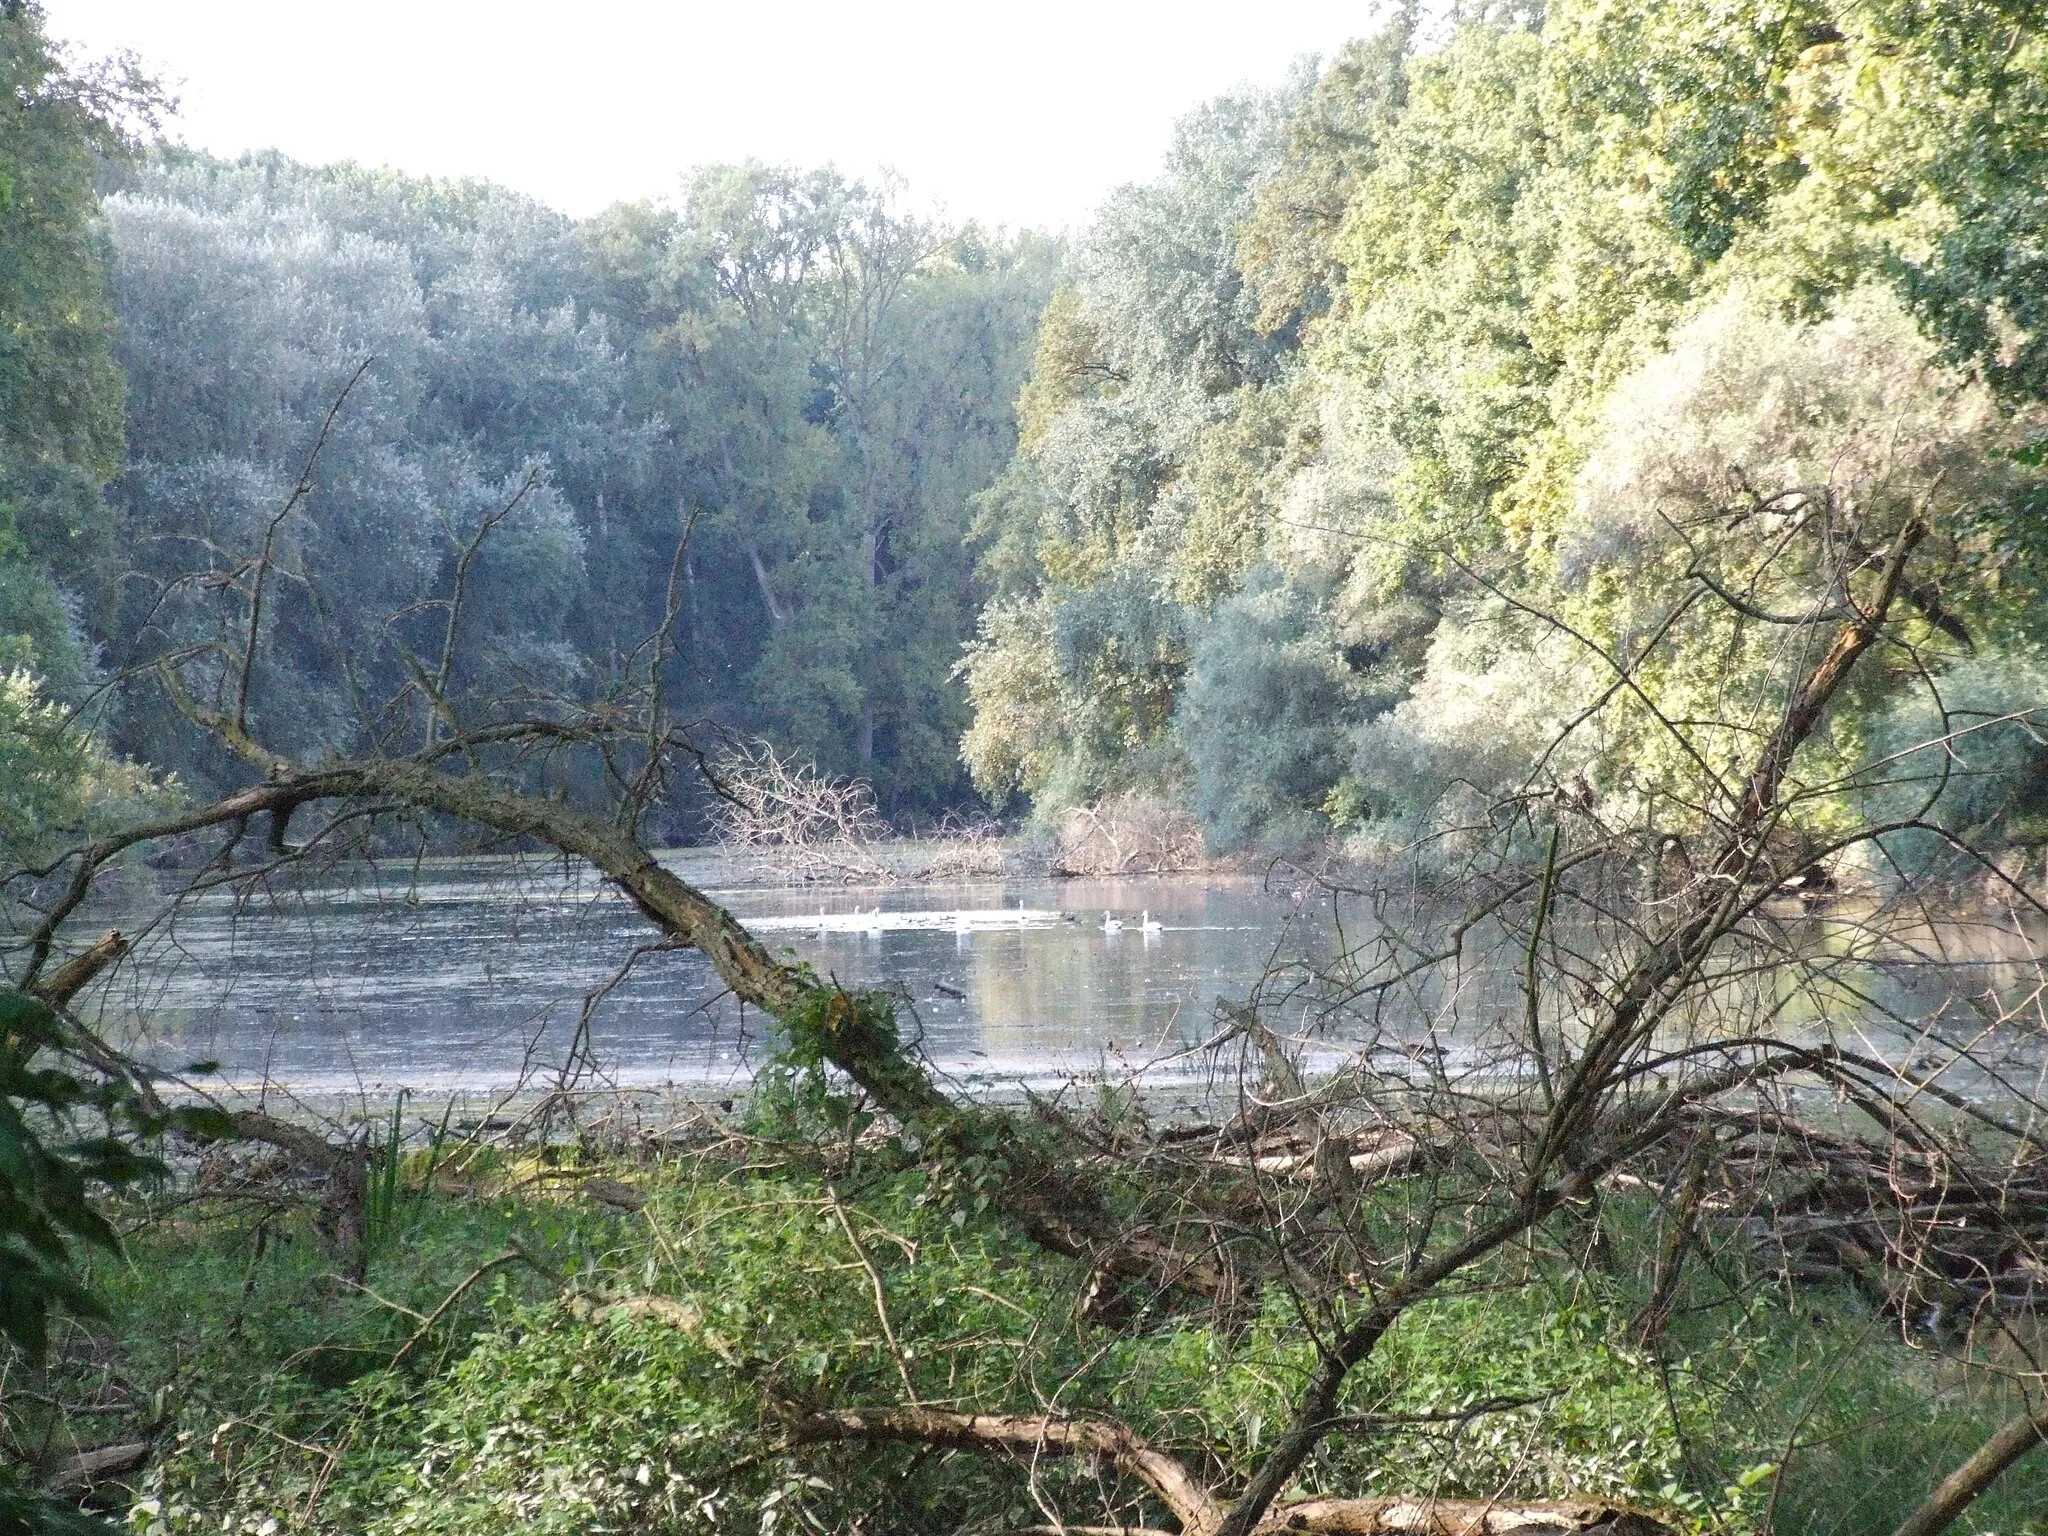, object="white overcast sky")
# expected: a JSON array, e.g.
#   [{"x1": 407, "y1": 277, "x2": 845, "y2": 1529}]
[{"x1": 41, "y1": 1, "x2": 1387, "y2": 232}]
